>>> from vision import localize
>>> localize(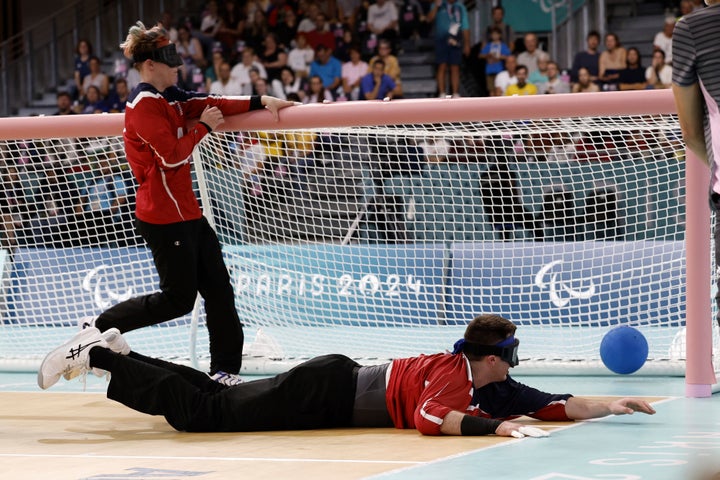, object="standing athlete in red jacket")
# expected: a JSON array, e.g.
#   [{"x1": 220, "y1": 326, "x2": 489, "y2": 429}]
[{"x1": 83, "y1": 21, "x2": 296, "y2": 386}]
